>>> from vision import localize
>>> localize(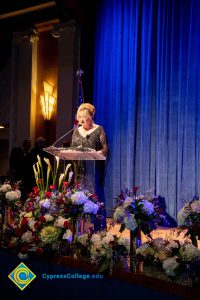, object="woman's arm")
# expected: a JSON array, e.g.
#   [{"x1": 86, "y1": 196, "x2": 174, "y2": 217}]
[{"x1": 98, "y1": 126, "x2": 108, "y2": 156}]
